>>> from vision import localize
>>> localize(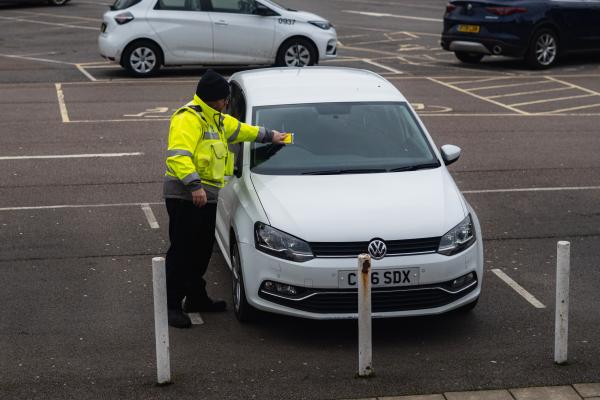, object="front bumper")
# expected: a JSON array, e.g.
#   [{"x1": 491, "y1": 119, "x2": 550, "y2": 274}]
[{"x1": 238, "y1": 238, "x2": 483, "y2": 319}]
